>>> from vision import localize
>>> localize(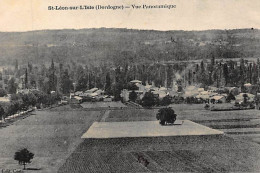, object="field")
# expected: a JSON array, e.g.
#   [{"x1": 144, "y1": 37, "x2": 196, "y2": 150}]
[
  {"x1": 0, "y1": 106, "x2": 101, "y2": 172},
  {"x1": 82, "y1": 120, "x2": 223, "y2": 138},
  {"x1": 104, "y1": 104, "x2": 260, "y2": 144},
  {"x1": 58, "y1": 103, "x2": 260, "y2": 172},
  {"x1": 1, "y1": 102, "x2": 260, "y2": 172},
  {"x1": 81, "y1": 102, "x2": 126, "y2": 109},
  {"x1": 59, "y1": 135, "x2": 260, "y2": 172}
]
